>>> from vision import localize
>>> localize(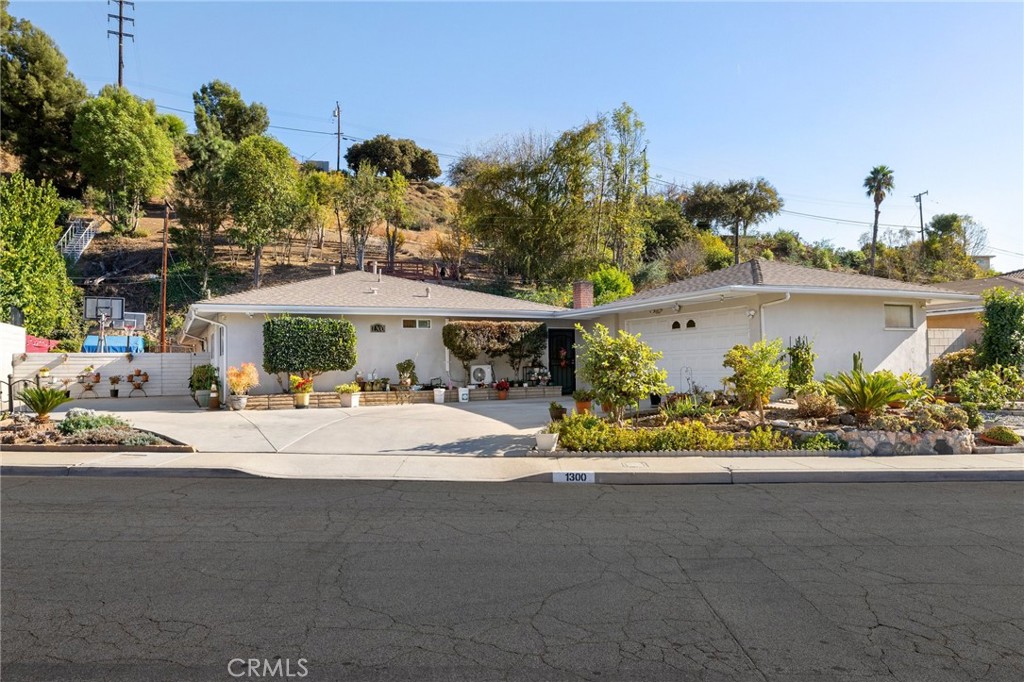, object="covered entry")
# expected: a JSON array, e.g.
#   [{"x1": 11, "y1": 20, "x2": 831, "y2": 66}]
[{"x1": 626, "y1": 308, "x2": 751, "y2": 394}]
